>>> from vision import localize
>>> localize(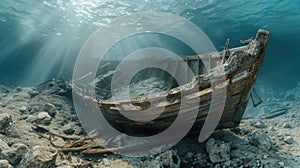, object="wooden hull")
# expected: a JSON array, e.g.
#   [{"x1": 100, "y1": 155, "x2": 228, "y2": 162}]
[{"x1": 77, "y1": 30, "x2": 270, "y2": 136}]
